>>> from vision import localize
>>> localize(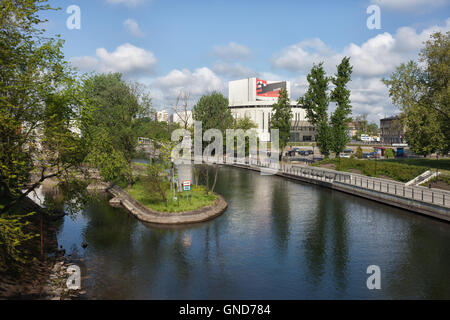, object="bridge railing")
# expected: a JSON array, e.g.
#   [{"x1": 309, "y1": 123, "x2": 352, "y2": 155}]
[{"x1": 213, "y1": 156, "x2": 449, "y2": 208}]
